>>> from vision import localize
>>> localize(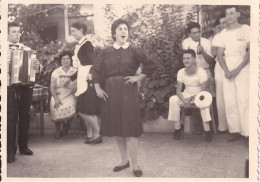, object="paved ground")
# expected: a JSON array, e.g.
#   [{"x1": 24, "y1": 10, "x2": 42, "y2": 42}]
[{"x1": 7, "y1": 132, "x2": 248, "y2": 179}]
